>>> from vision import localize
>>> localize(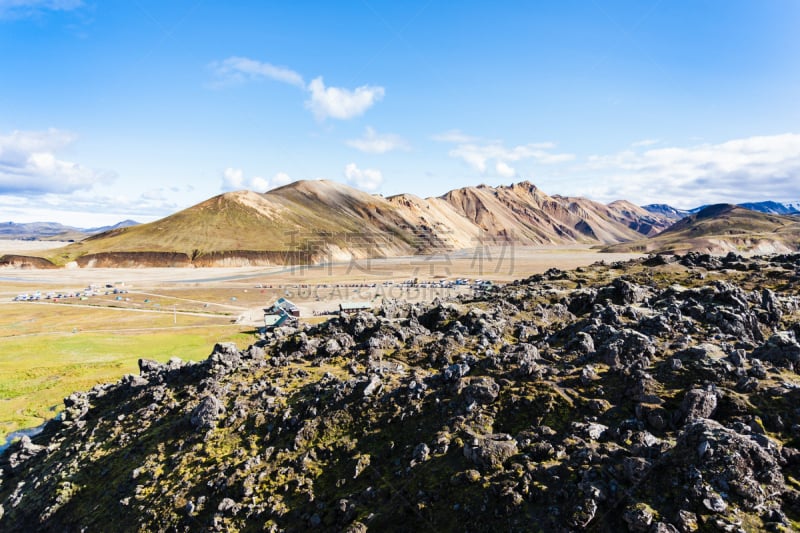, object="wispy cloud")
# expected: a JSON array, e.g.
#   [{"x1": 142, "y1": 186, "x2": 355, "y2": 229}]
[
  {"x1": 209, "y1": 56, "x2": 385, "y2": 121},
  {"x1": 0, "y1": 128, "x2": 115, "y2": 195},
  {"x1": 344, "y1": 163, "x2": 383, "y2": 191},
  {"x1": 431, "y1": 129, "x2": 477, "y2": 143},
  {"x1": 586, "y1": 133, "x2": 800, "y2": 207},
  {"x1": 208, "y1": 56, "x2": 305, "y2": 88},
  {"x1": 631, "y1": 138, "x2": 660, "y2": 147},
  {"x1": 438, "y1": 132, "x2": 574, "y2": 176},
  {"x1": 0, "y1": 0, "x2": 83, "y2": 19},
  {"x1": 346, "y1": 127, "x2": 409, "y2": 154}
]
